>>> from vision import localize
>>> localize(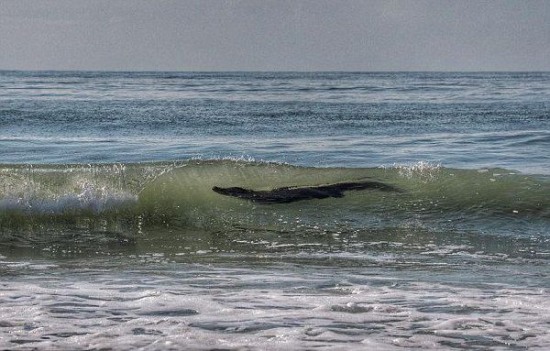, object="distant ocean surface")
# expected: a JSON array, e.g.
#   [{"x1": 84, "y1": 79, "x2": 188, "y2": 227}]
[{"x1": 1, "y1": 71, "x2": 549, "y2": 350}]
